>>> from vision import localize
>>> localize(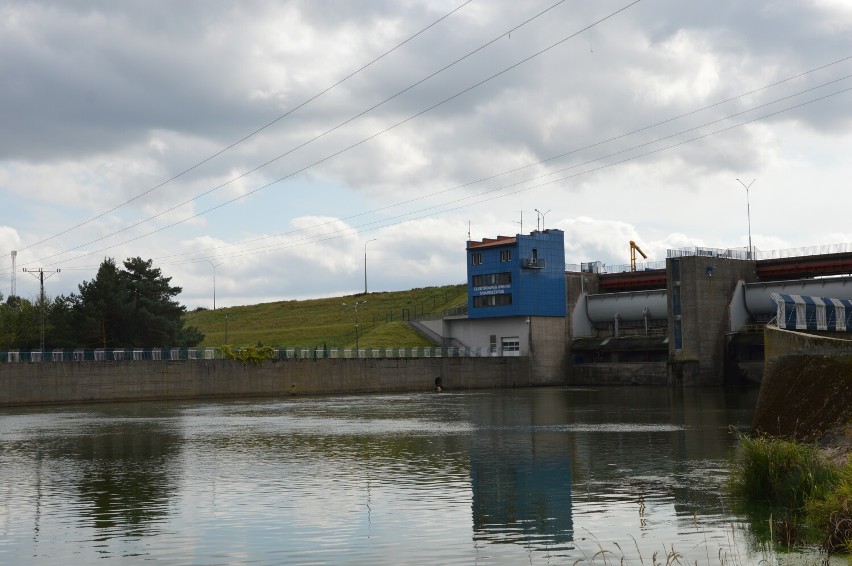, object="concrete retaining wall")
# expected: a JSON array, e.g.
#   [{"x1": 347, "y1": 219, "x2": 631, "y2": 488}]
[
  {"x1": 752, "y1": 326, "x2": 852, "y2": 440},
  {"x1": 0, "y1": 356, "x2": 539, "y2": 407}
]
